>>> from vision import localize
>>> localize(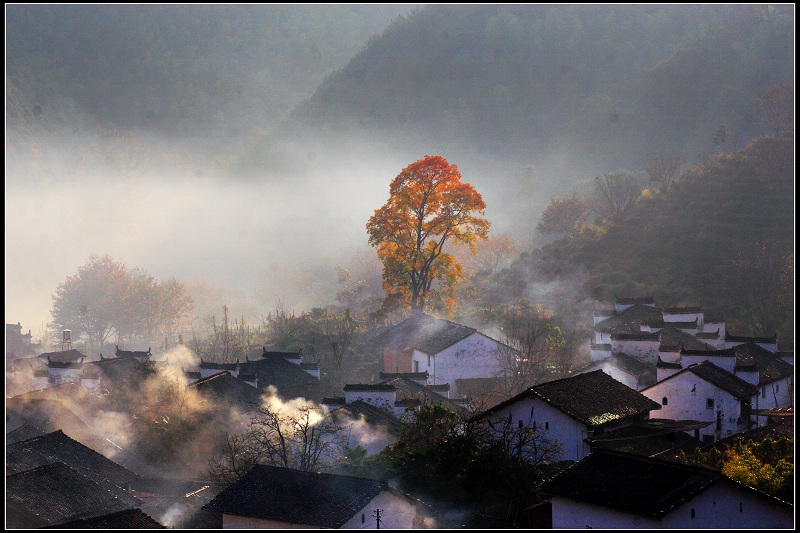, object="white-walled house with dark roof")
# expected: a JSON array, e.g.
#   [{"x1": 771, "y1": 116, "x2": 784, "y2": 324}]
[
  {"x1": 374, "y1": 311, "x2": 519, "y2": 399},
  {"x1": 474, "y1": 370, "x2": 661, "y2": 462},
  {"x1": 538, "y1": 449, "x2": 793, "y2": 529},
  {"x1": 202, "y1": 464, "x2": 434, "y2": 528},
  {"x1": 642, "y1": 360, "x2": 759, "y2": 444}
]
